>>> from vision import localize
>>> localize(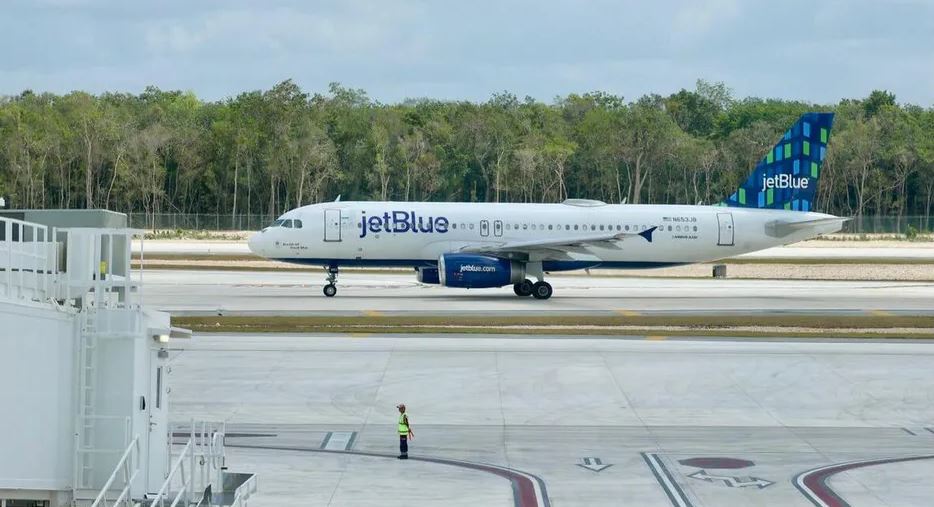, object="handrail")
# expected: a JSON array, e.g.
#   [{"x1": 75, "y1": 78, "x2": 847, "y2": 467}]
[
  {"x1": 230, "y1": 474, "x2": 258, "y2": 507},
  {"x1": 150, "y1": 439, "x2": 192, "y2": 507},
  {"x1": 90, "y1": 434, "x2": 140, "y2": 507}
]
